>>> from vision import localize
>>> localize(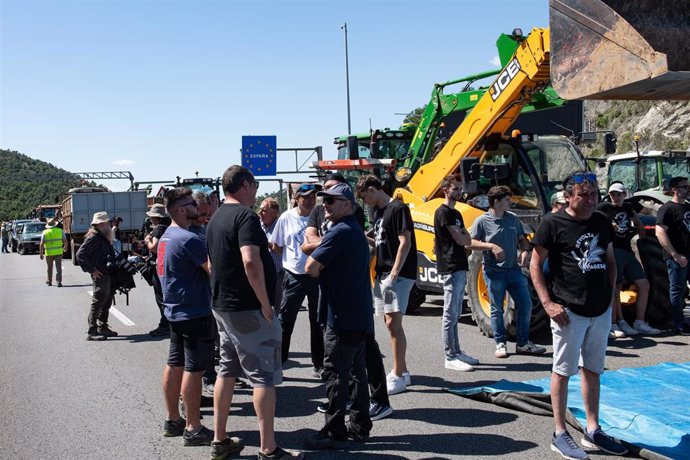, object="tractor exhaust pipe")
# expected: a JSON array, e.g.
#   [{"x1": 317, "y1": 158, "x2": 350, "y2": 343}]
[{"x1": 549, "y1": 0, "x2": 690, "y2": 100}]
